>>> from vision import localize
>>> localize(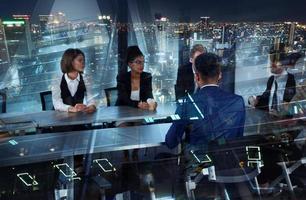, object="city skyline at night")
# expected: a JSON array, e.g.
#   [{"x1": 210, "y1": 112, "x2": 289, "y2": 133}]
[
  {"x1": 0, "y1": 1, "x2": 306, "y2": 113},
  {"x1": 1, "y1": 0, "x2": 306, "y2": 22}
]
